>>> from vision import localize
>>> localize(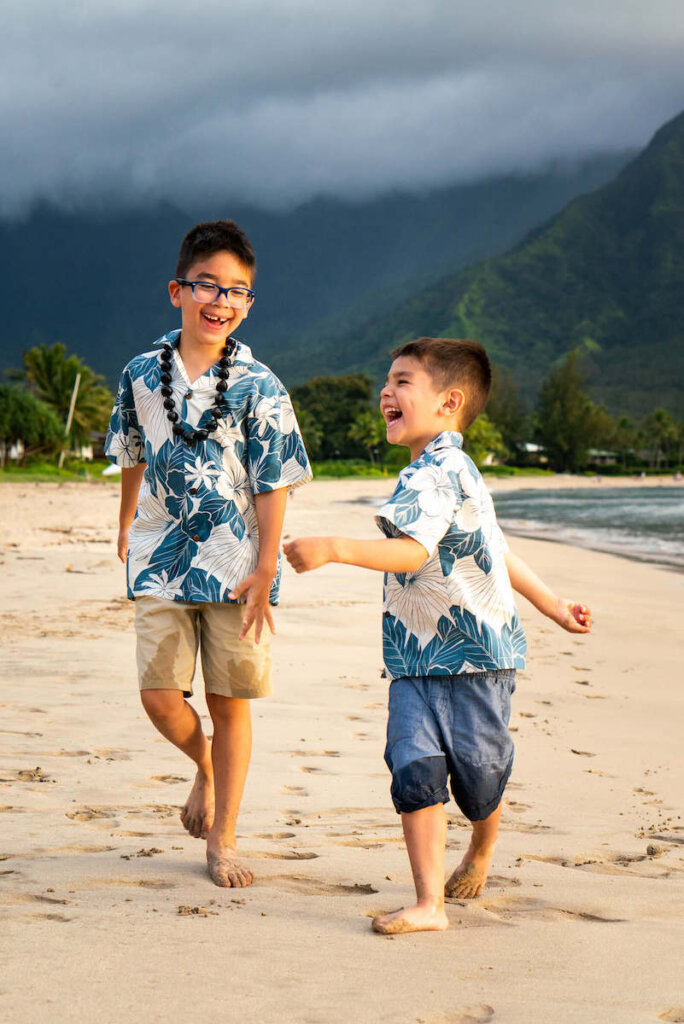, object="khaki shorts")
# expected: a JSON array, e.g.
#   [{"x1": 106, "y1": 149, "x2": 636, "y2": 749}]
[{"x1": 134, "y1": 596, "x2": 272, "y2": 699}]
